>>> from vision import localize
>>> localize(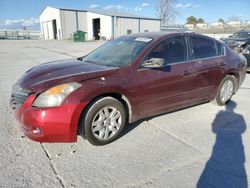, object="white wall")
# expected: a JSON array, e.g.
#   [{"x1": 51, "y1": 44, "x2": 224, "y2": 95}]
[
  {"x1": 40, "y1": 7, "x2": 161, "y2": 41},
  {"x1": 77, "y1": 12, "x2": 88, "y2": 32},
  {"x1": 39, "y1": 7, "x2": 61, "y2": 40},
  {"x1": 140, "y1": 19, "x2": 160, "y2": 32},
  {"x1": 59, "y1": 10, "x2": 88, "y2": 40},
  {"x1": 86, "y1": 12, "x2": 112, "y2": 40},
  {"x1": 41, "y1": 22, "x2": 49, "y2": 39},
  {"x1": 210, "y1": 22, "x2": 224, "y2": 28},
  {"x1": 60, "y1": 10, "x2": 78, "y2": 40},
  {"x1": 115, "y1": 17, "x2": 139, "y2": 37},
  {"x1": 185, "y1": 24, "x2": 195, "y2": 30},
  {"x1": 227, "y1": 21, "x2": 241, "y2": 27},
  {"x1": 196, "y1": 23, "x2": 208, "y2": 29}
]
